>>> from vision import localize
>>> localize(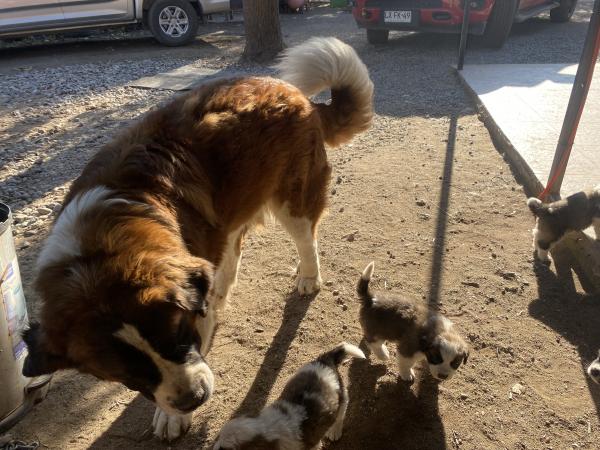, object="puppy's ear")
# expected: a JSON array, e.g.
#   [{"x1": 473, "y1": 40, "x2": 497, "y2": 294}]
[
  {"x1": 22, "y1": 323, "x2": 70, "y2": 377},
  {"x1": 462, "y1": 350, "x2": 469, "y2": 366}
]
